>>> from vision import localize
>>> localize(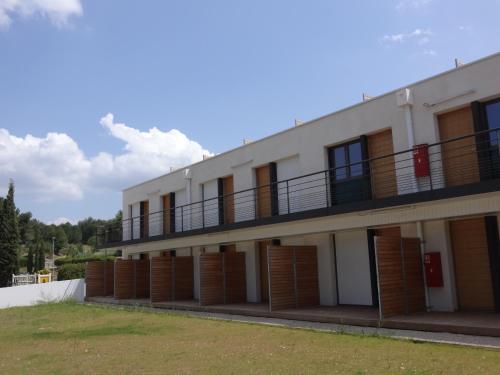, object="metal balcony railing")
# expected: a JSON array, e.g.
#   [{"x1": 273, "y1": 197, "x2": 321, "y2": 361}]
[{"x1": 97, "y1": 128, "x2": 500, "y2": 247}]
